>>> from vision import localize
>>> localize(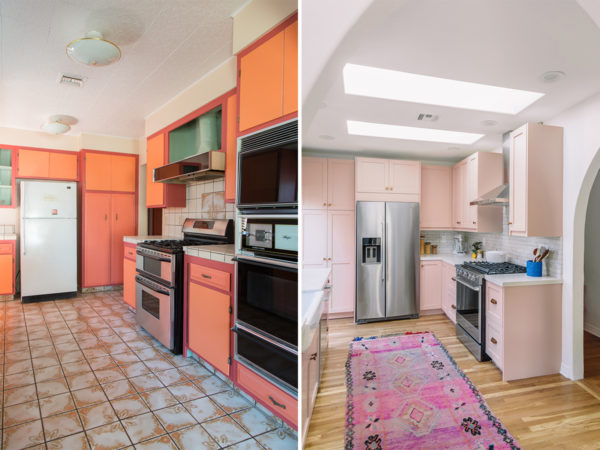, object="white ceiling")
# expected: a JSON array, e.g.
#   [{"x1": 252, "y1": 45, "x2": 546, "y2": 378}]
[
  {"x1": 303, "y1": 0, "x2": 600, "y2": 162},
  {"x1": 0, "y1": 0, "x2": 247, "y2": 138}
]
